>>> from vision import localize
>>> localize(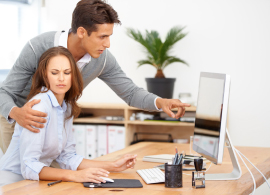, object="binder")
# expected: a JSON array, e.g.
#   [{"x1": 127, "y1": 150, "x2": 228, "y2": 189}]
[
  {"x1": 72, "y1": 124, "x2": 86, "y2": 158},
  {"x1": 85, "y1": 125, "x2": 97, "y2": 159},
  {"x1": 97, "y1": 125, "x2": 108, "y2": 156},
  {"x1": 115, "y1": 126, "x2": 125, "y2": 151},
  {"x1": 108, "y1": 125, "x2": 117, "y2": 153},
  {"x1": 83, "y1": 179, "x2": 143, "y2": 188},
  {"x1": 108, "y1": 125, "x2": 125, "y2": 153}
]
